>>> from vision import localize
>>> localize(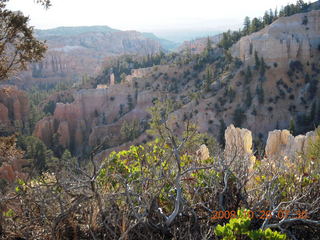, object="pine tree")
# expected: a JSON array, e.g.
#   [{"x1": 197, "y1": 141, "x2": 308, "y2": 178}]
[
  {"x1": 260, "y1": 57, "x2": 266, "y2": 76},
  {"x1": 256, "y1": 84, "x2": 264, "y2": 104},
  {"x1": 254, "y1": 51, "x2": 260, "y2": 69},
  {"x1": 219, "y1": 119, "x2": 227, "y2": 146},
  {"x1": 250, "y1": 18, "x2": 263, "y2": 33},
  {"x1": 243, "y1": 16, "x2": 251, "y2": 35},
  {"x1": 245, "y1": 88, "x2": 252, "y2": 108},
  {"x1": 263, "y1": 11, "x2": 271, "y2": 26},
  {"x1": 204, "y1": 65, "x2": 213, "y2": 92},
  {"x1": 289, "y1": 119, "x2": 296, "y2": 135},
  {"x1": 245, "y1": 66, "x2": 252, "y2": 84}
]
